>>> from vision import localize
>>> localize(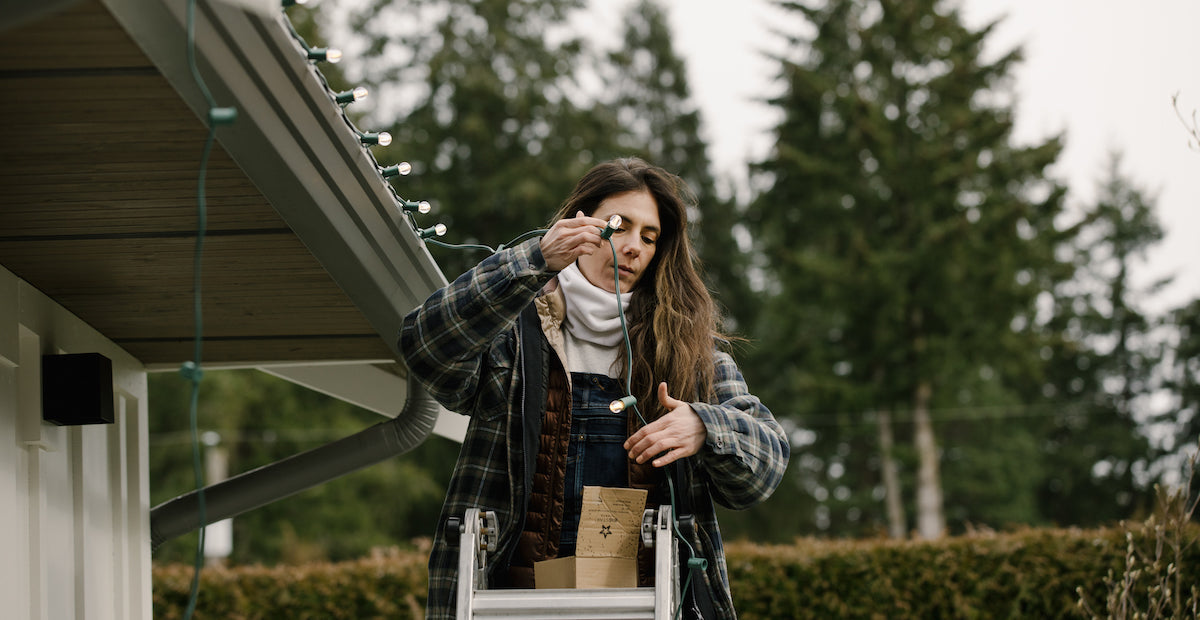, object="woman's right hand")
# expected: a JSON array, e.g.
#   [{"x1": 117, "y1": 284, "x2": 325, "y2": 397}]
[{"x1": 539, "y1": 211, "x2": 609, "y2": 272}]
